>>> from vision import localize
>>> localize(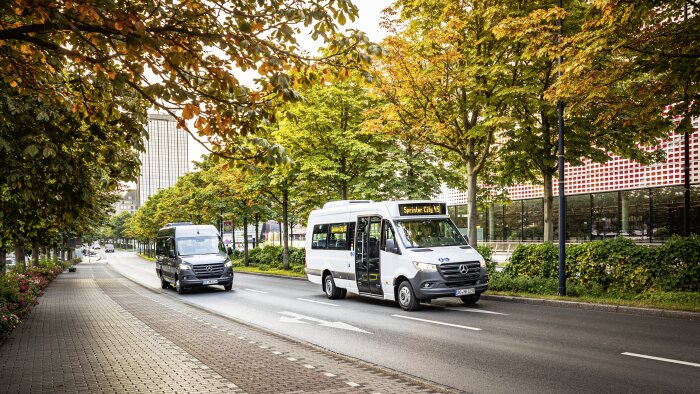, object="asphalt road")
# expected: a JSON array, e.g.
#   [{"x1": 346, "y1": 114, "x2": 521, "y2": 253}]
[{"x1": 104, "y1": 250, "x2": 700, "y2": 393}]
